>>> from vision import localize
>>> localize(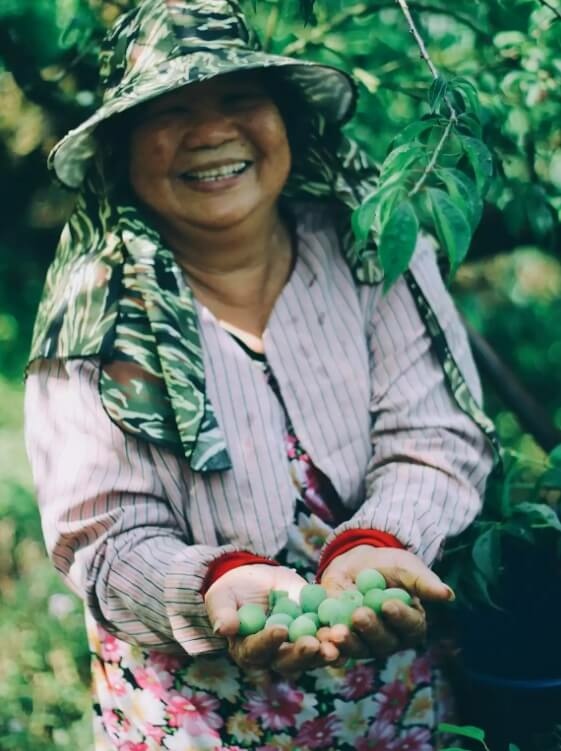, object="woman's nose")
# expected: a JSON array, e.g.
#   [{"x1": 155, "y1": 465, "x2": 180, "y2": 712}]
[{"x1": 181, "y1": 110, "x2": 239, "y2": 151}]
